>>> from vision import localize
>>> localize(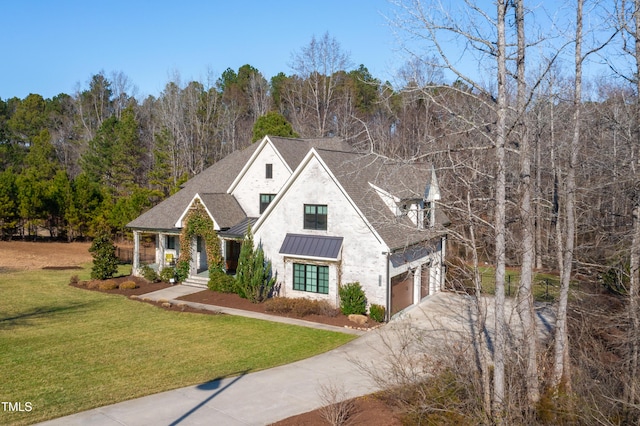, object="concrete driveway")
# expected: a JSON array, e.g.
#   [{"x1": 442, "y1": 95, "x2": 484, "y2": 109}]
[{"x1": 37, "y1": 291, "x2": 553, "y2": 425}]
